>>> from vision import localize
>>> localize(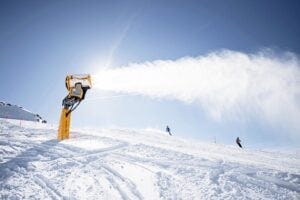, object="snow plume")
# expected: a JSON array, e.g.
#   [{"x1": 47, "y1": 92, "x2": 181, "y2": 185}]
[{"x1": 93, "y1": 50, "x2": 300, "y2": 135}]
